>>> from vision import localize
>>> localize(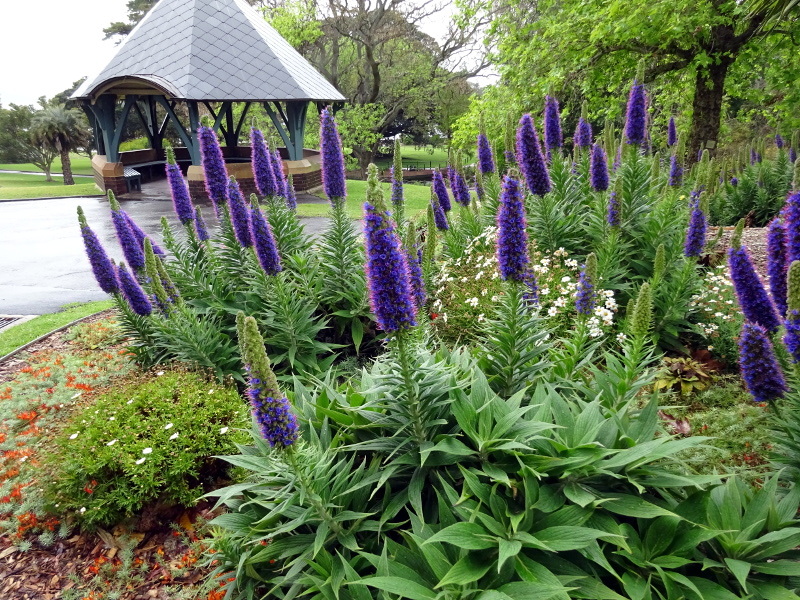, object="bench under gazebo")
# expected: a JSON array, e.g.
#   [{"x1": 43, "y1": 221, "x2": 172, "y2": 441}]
[{"x1": 71, "y1": 0, "x2": 345, "y2": 197}]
